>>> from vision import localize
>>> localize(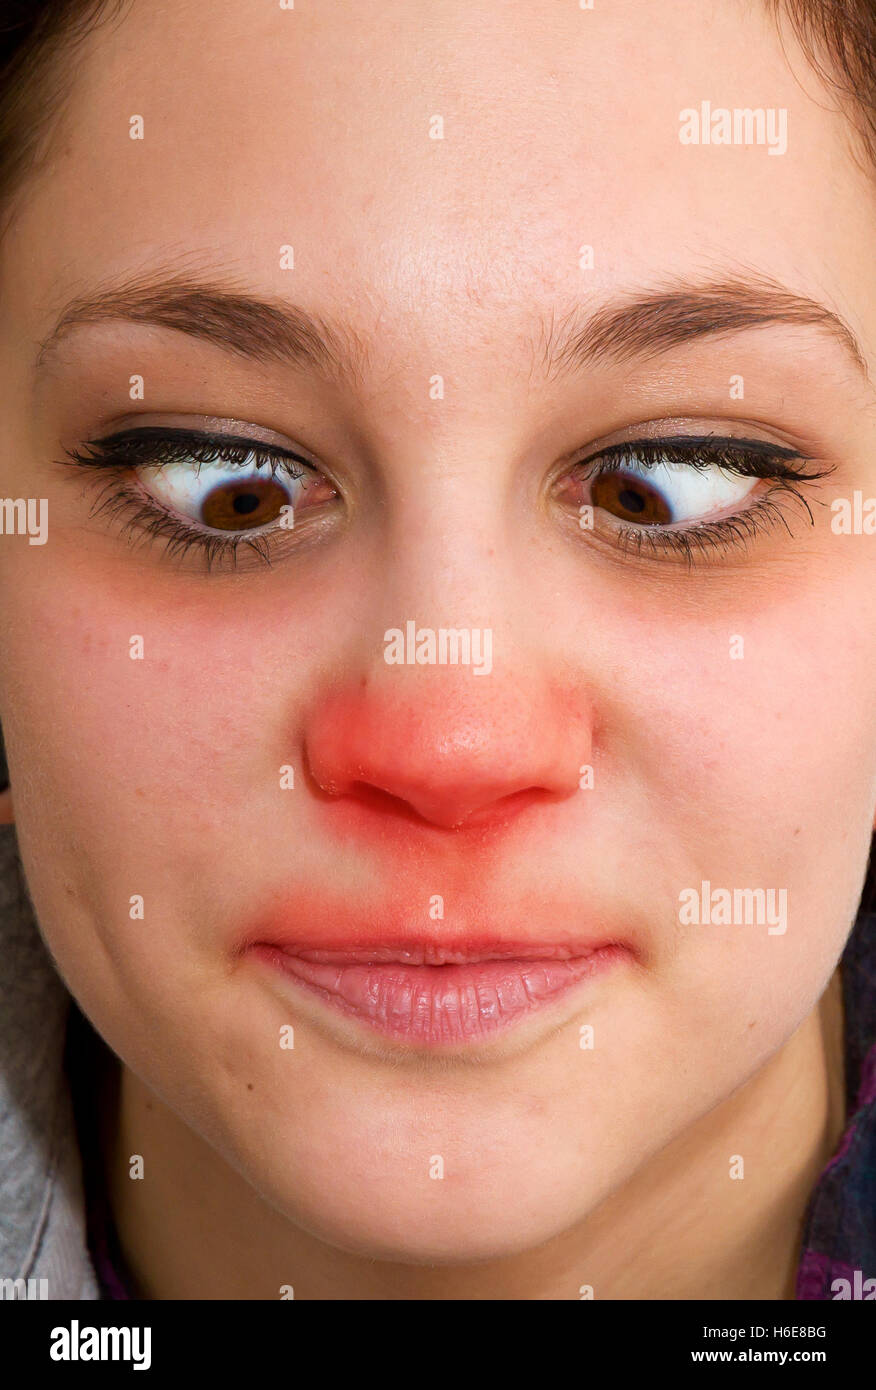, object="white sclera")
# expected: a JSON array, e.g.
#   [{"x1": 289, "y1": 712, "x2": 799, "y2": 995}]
[
  {"x1": 608, "y1": 457, "x2": 759, "y2": 523},
  {"x1": 138, "y1": 456, "x2": 304, "y2": 527}
]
